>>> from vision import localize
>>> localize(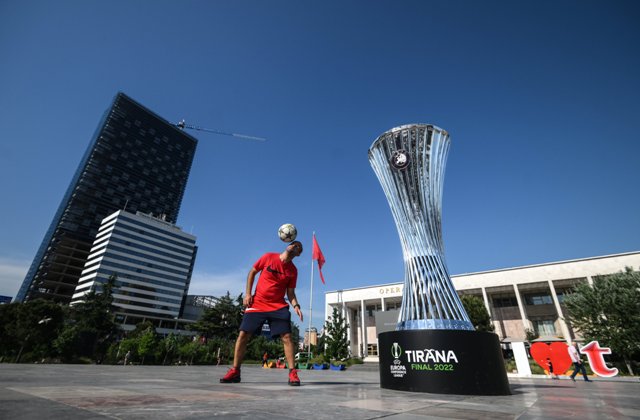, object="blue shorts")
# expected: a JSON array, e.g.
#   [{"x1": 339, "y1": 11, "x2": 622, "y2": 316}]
[{"x1": 240, "y1": 307, "x2": 291, "y2": 338}]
